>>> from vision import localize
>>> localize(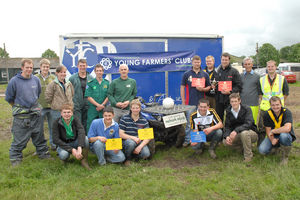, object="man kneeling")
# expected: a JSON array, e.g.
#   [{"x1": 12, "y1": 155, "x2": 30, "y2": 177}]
[
  {"x1": 258, "y1": 96, "x2": 296, "y2": 165},
  {"x1": 53, "y1": 104, "x2": 91, "y2": 170},
  {"x1": 190, "y1": 98, "x2": 223, "y2": 159},
  {"x1": 88, "y1": 107, "x2": 125, "y2": 165},
  {"x1": 119, "y1": 99, "x2": 151, "y2": 166},
  {"x1": 223, "y1": 93, "x2": 258, "y2": 162}
]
